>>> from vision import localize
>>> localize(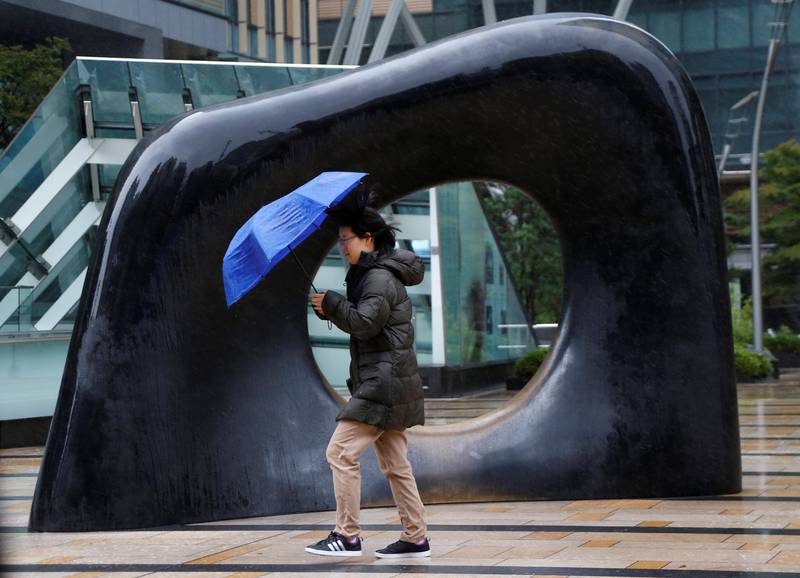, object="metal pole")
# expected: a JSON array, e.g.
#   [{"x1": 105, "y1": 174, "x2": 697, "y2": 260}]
[
  {"x1": 327, "y1": 0, "x2": 357, "y2": 64},
  {"x1": 718, "y1": 142, "x2": 732, "y2": 176},
  {"x1": 343, "y1": 0, "x2": 374, "y2": 65},
  {"x1": 750, "y1": 38, "x2": 780, "y2": 352},
  {"x1": 613, "y1": 0, "x2": 634, "y2": 20},
  {"x1": 368, "y1": 0, "x2": 404, "y2": 62},
  {"x1": 482, "y1": 0, "x2": 497, "y2": 25},
  {"x1": 399, "y1": 4, "x2": 426, "y2": 47},
  {"x1": 428, "y1": 187, "x2": 446, "y2": 365},
  {"x1": 718, "y1": 91, "x2": 758, "y2": 177}
]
